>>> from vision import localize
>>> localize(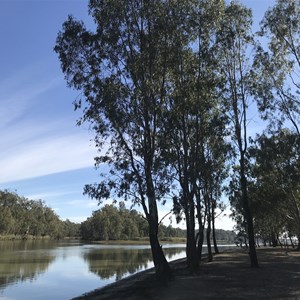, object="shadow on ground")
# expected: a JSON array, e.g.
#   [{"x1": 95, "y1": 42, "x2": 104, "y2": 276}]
[{"x1": 73, "y1": 248, "x2": 300, "y2": 300}]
